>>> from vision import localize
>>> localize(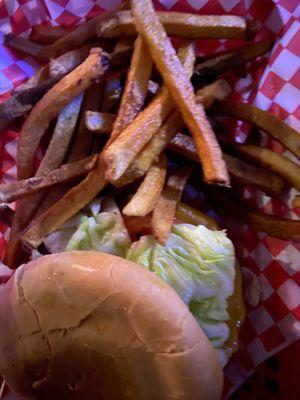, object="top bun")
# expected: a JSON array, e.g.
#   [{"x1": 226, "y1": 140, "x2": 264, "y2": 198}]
[{"x1": 0, "y1": 251, "x2": 223, "y2": 400}]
